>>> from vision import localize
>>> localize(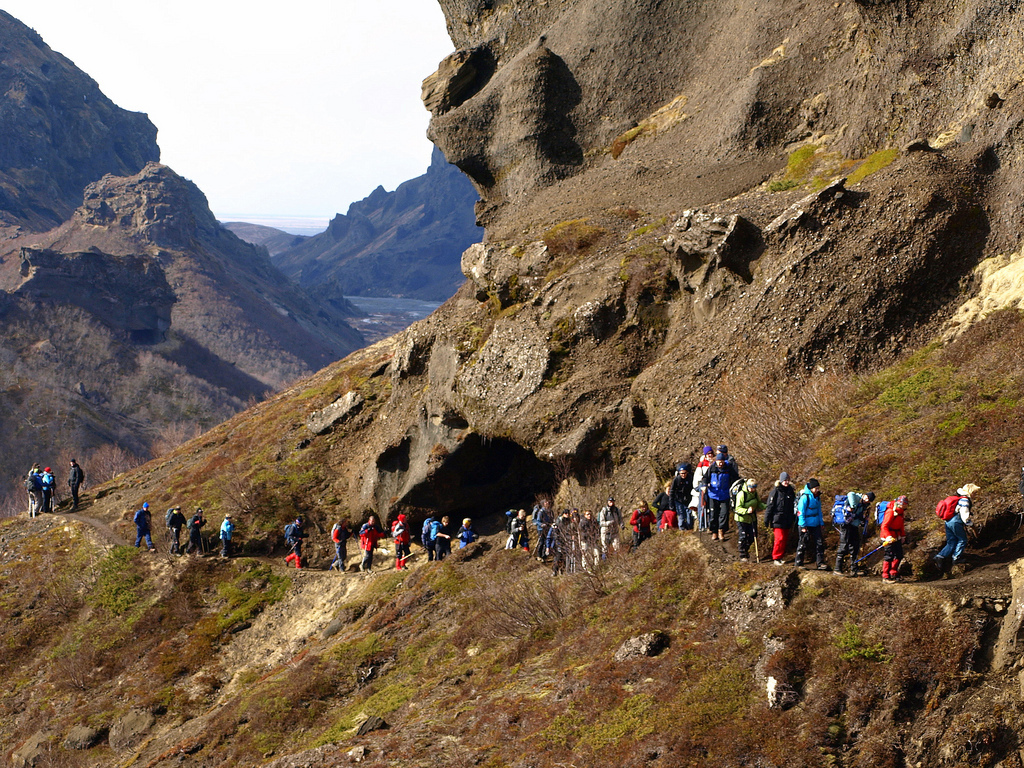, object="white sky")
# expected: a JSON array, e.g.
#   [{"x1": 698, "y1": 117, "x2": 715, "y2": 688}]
[{"x1": 2, "y1": 2, "x2": 456, "y2": 224}]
